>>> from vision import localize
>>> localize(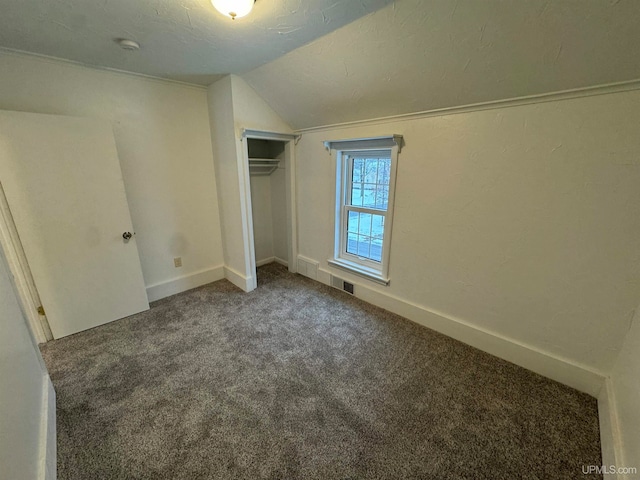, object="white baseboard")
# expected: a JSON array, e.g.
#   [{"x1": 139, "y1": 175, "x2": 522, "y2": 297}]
[
  {"x1": 315, "y1": 264, "x2": 605, "y2": 396},
  {"x1": 256, "y1": 257, "x2": 289, "y2": 268},
  {"x1": 256, "y1": 257, "x2": 275, "y2": 267},
  {"x1": 39, "y1": 375, "x2": 56, "y2": 480},
  {"x1": 274, "y1": 257, "x2": 288, "y2": 267},
  {"x1": 224, "y1": 265, "x2": 254, "y2": 292},
  {"x1": 598, "y1": 378, "x2": 623, "y2": 479},
  {"x1": 145, "y1": 265, "x2": 225, "y2": 302}
]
